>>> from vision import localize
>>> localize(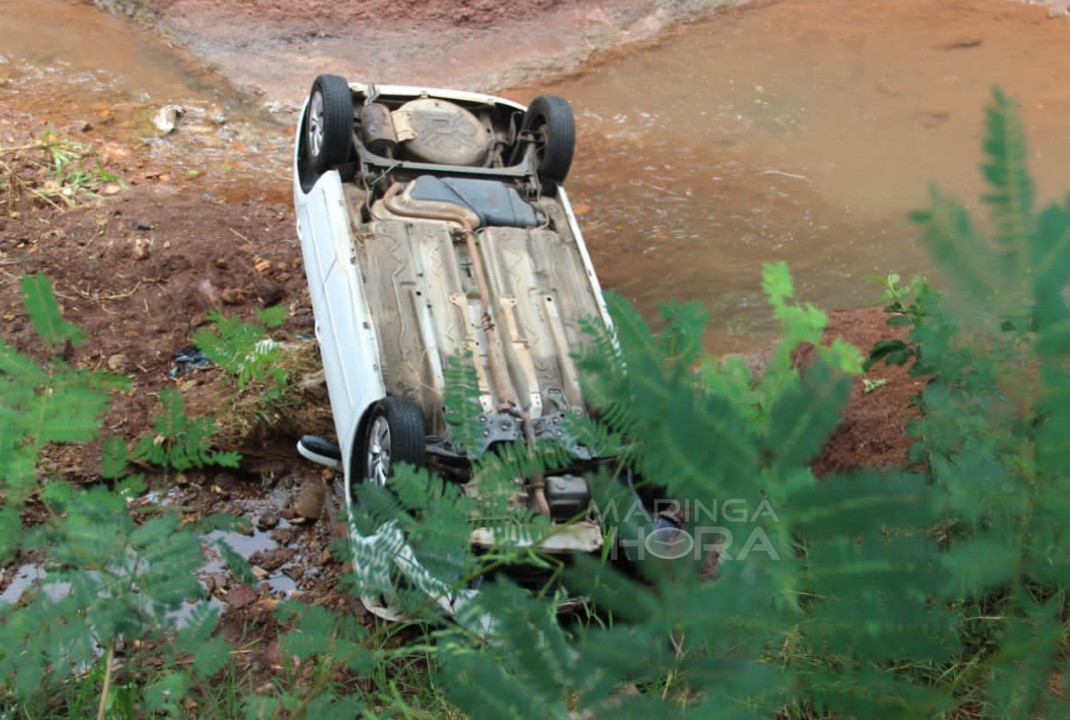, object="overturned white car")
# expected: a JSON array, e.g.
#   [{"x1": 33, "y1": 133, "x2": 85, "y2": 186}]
[{"x1": 292, "y1": 76, "x2": 616, "y2": 617}]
